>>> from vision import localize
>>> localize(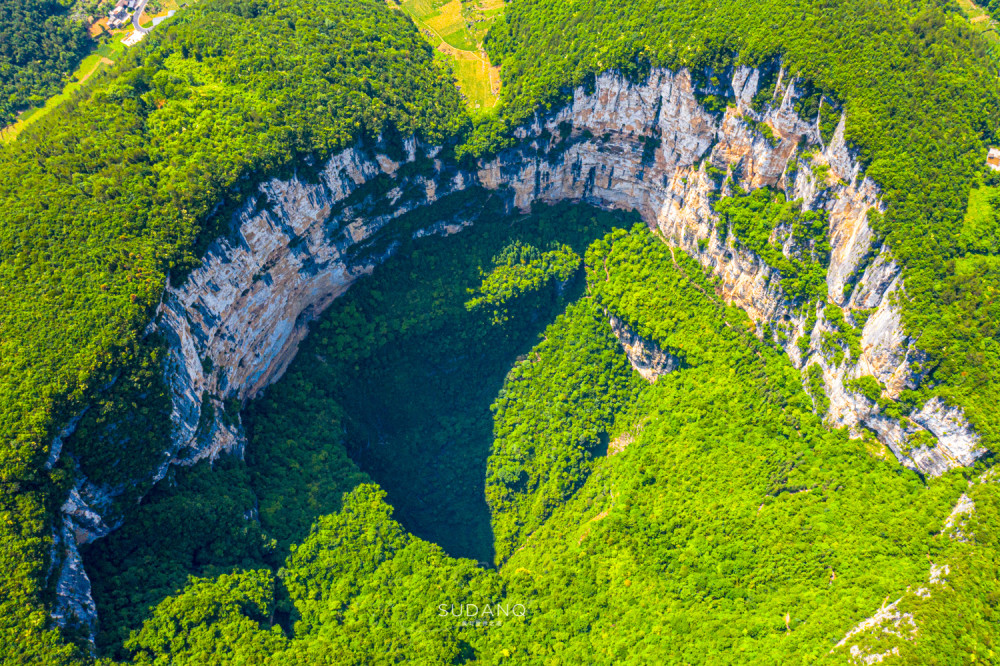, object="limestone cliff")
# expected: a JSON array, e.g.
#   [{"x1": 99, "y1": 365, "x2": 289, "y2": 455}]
[
  {"x1": 608, "y1": 314, "x2": 679, "y2": 382},
  {"x1": 49, "y1": 65, "x2": 988, "y2": 637}
]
